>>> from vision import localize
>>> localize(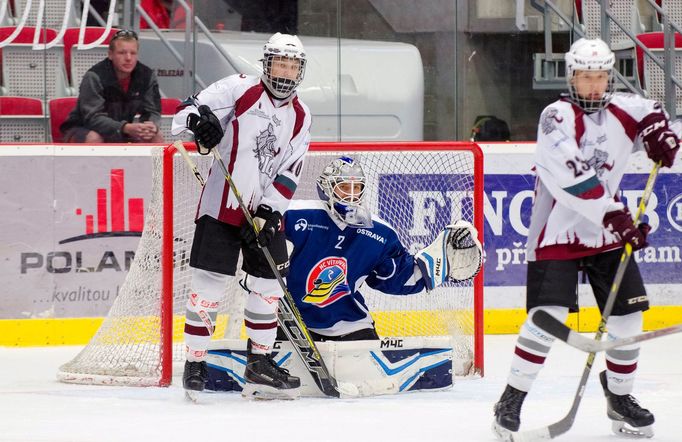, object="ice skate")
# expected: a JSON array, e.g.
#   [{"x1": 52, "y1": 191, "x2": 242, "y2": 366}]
[
  {"x1": 183, "y1": 360, "x2": 207, "y2": 402},
  {"x1": 242, "y1": 341, "x2": 300, "y2": 400},
  {"x1": 600, "y1": 371, "x2": 654, "y2": 438},
  {"x1": 492, "y1": 384, "x2": 527, "y2": 440}
]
